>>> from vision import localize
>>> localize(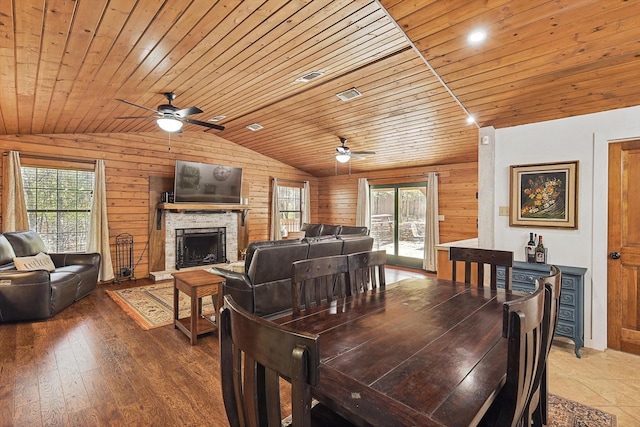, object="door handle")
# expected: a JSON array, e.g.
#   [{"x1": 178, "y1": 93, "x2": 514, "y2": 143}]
[{"x1": 610, "y1": 251, "x2": 621, "y2": 259}]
